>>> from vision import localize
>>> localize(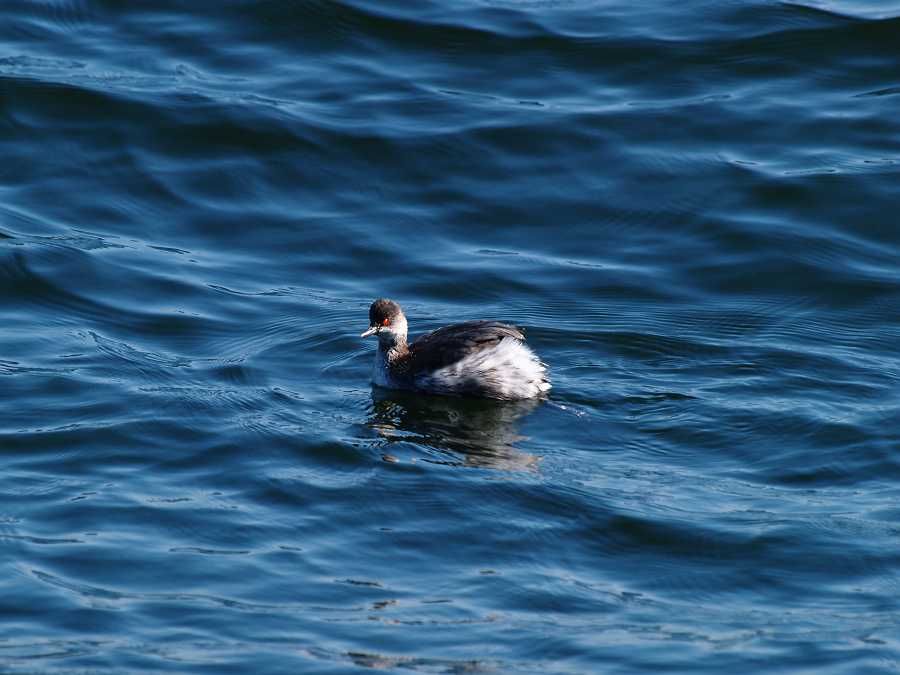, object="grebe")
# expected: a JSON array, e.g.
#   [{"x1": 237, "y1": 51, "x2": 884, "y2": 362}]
[{"x1": 360, "y1": 299, "x2": 550, "y2": 400}]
